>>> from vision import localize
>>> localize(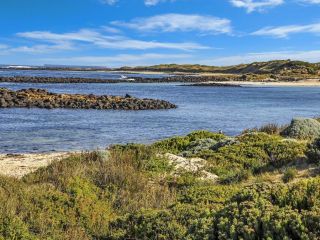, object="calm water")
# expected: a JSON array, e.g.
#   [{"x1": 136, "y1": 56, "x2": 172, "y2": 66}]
[
  {"x1": 1, "y1": 81, "x2": 320, "y2": 153},
  {"x1": 0, "y1": 69, "x2": 171, "y2": 79}
]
